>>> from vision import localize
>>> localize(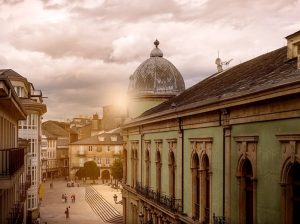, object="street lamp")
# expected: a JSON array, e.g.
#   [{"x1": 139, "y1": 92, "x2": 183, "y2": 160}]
[{"x1": 113, "y1": 194, "x2": 122, "y2": 204}]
